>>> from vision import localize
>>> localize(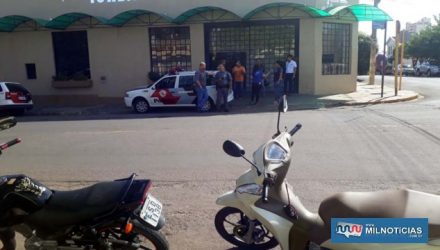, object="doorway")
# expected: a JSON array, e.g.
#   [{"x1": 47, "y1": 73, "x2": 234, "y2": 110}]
[{"x1": 214, "y1": 52, "x2": 247, "y2": 73}]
